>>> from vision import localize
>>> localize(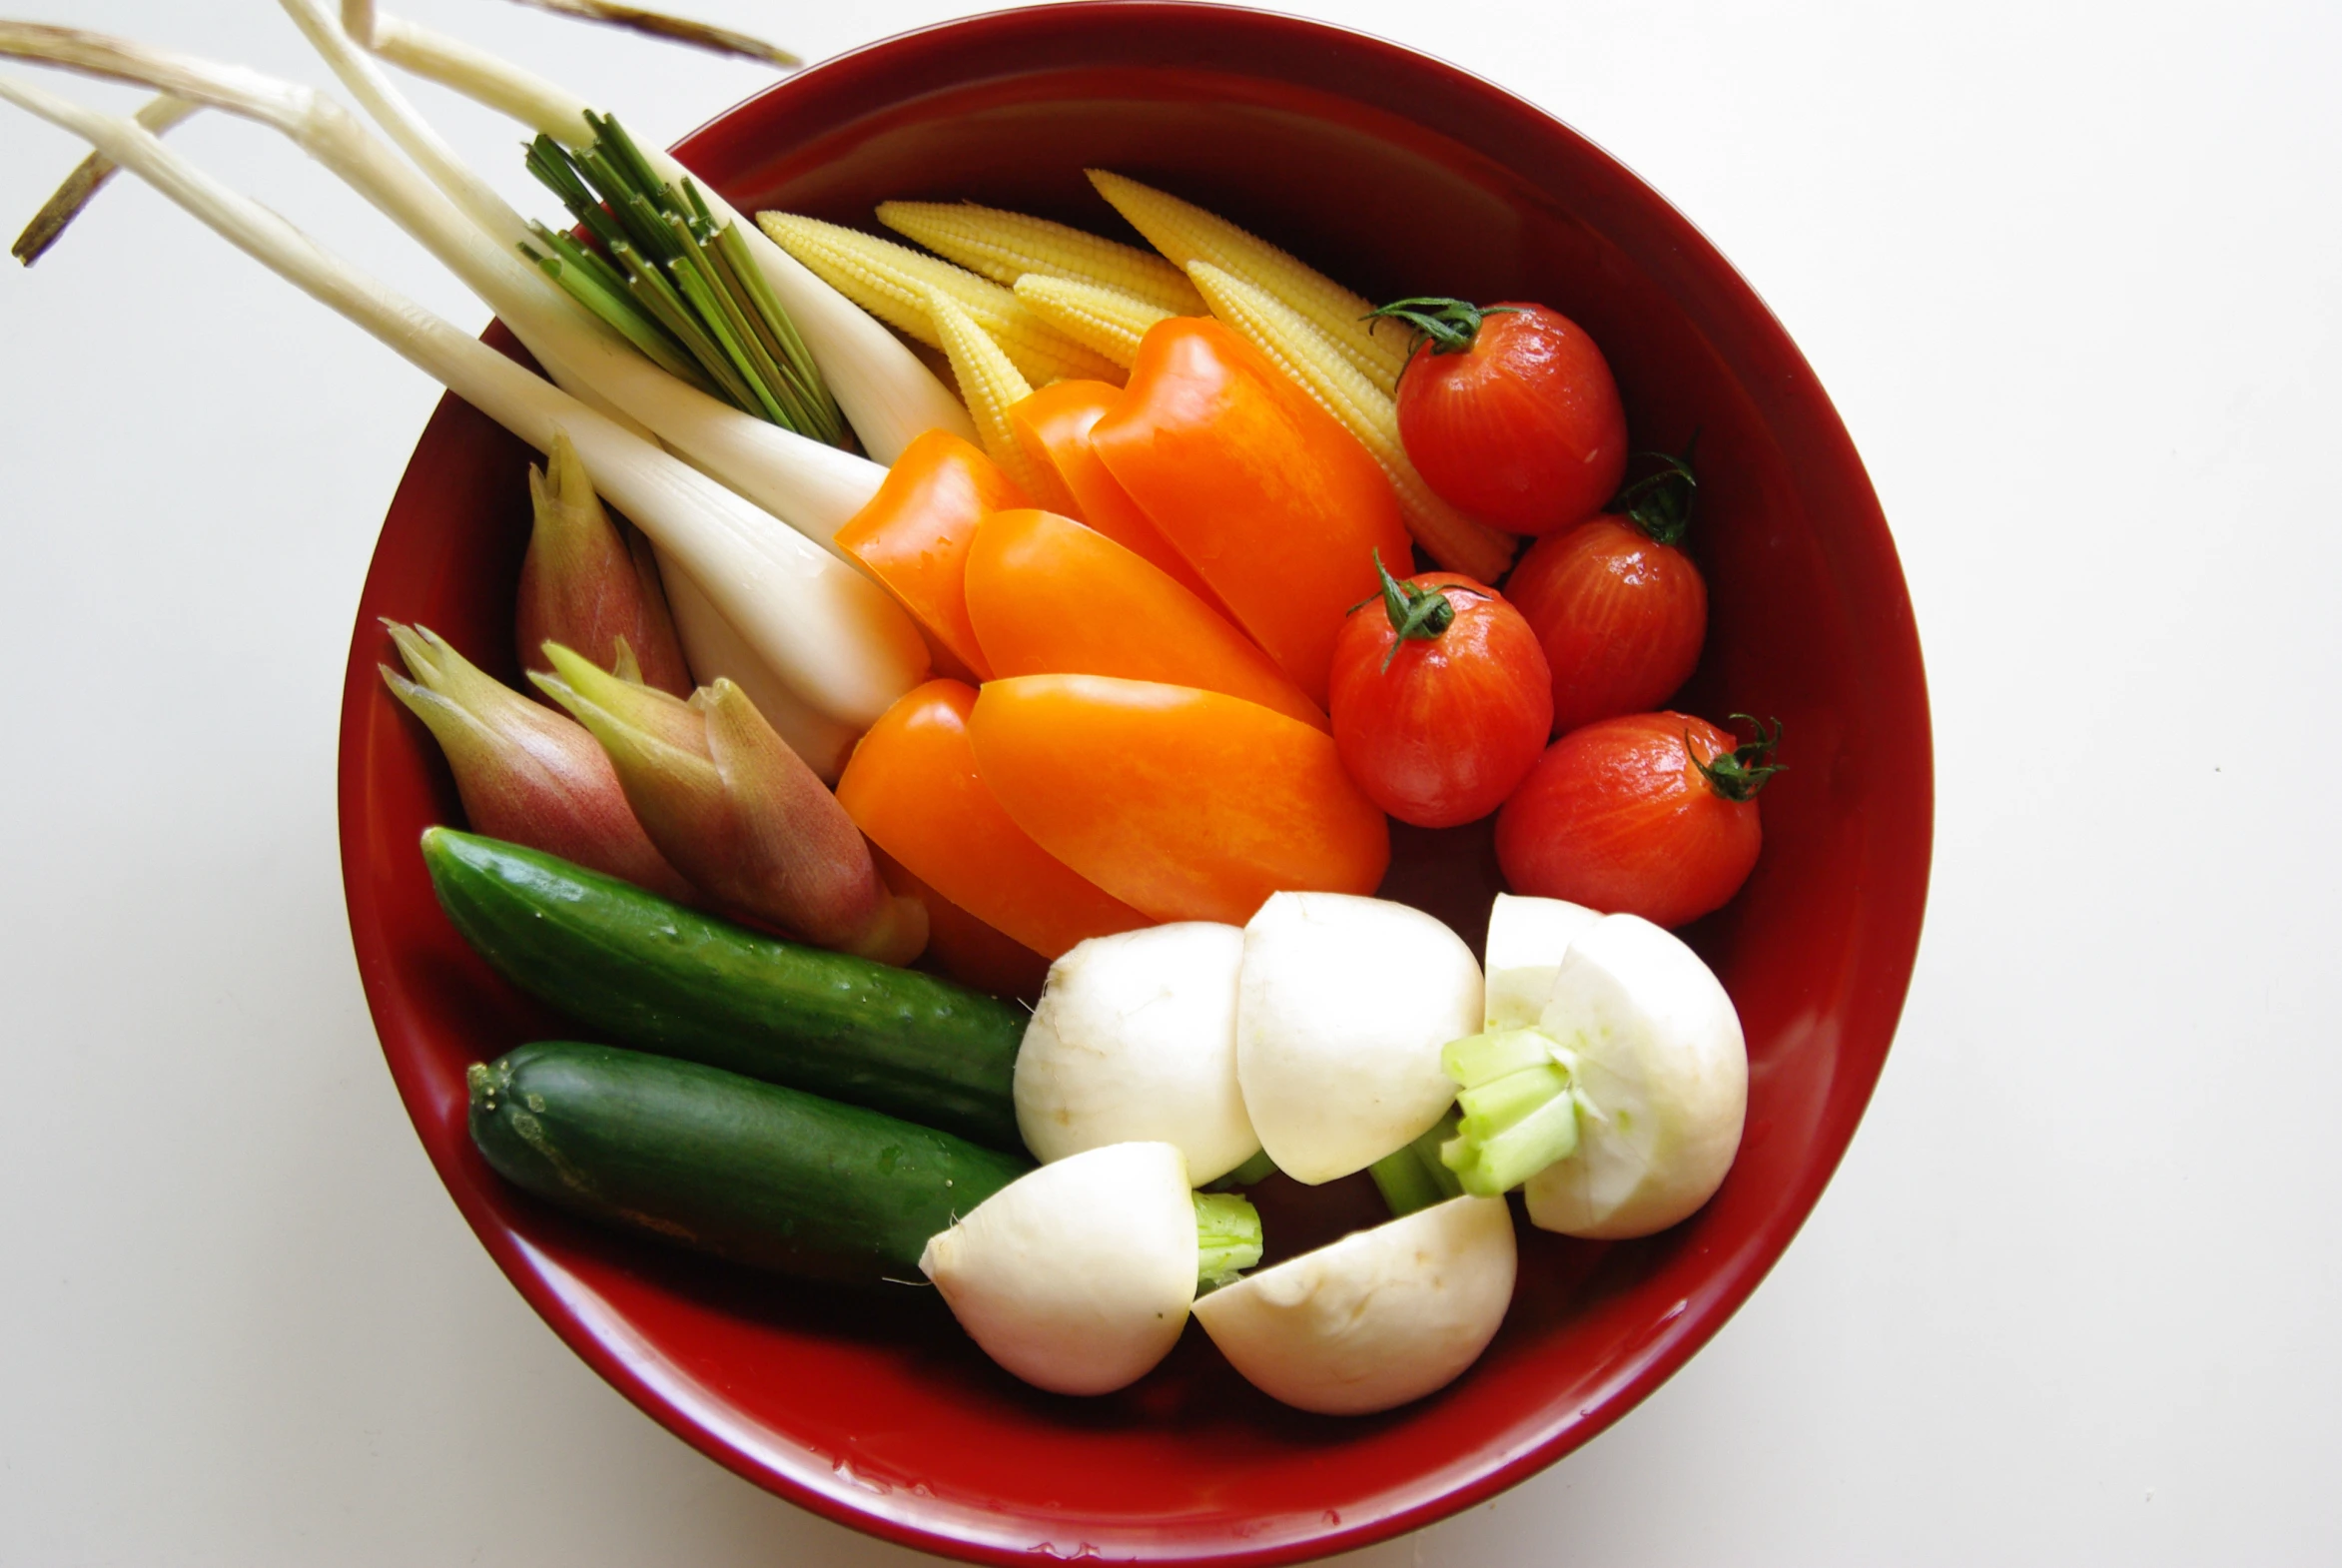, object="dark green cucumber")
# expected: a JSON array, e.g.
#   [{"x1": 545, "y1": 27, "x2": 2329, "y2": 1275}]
[
  {"x1": 468, "y1": 1041, "x2": 1029, "y2": 1285},
  {"x1": 422, "y1": 827, "x2": 1025, "y2": 1149}
]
